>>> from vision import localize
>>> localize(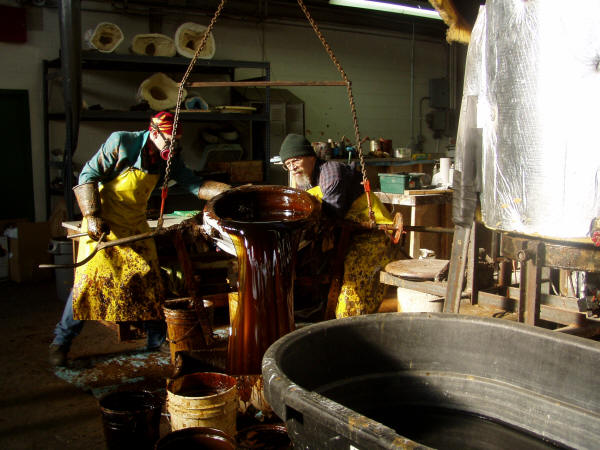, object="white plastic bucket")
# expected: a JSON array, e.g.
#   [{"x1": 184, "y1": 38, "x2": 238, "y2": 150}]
[
  {"x1": 166, "y1": 372, "x2": 237, "y2": 436},
  {"x1": 396, "y1": 287, "x2": 444, "y2": 313}
]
